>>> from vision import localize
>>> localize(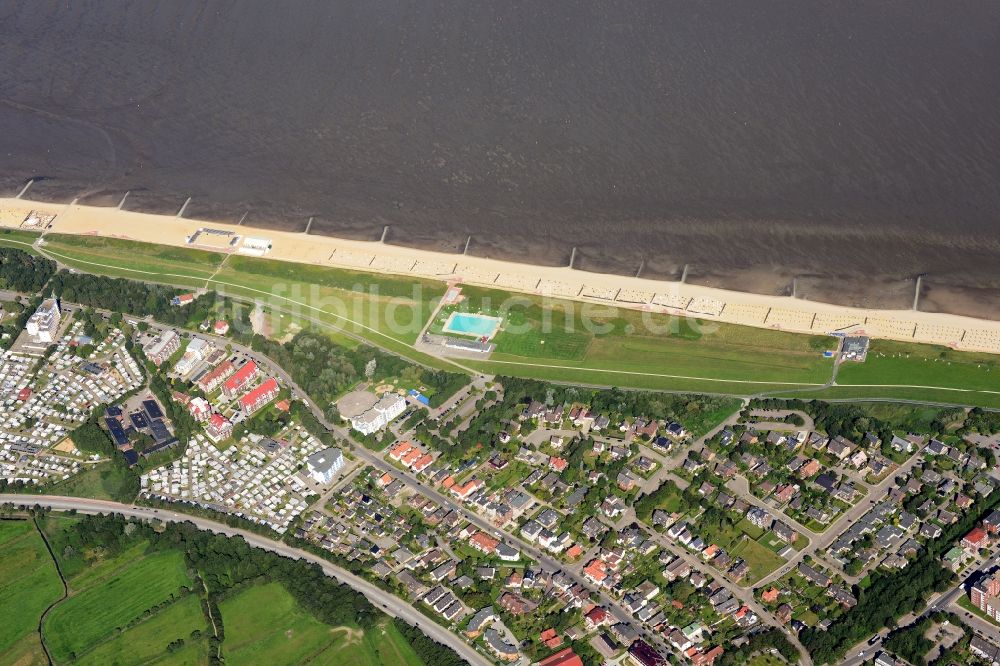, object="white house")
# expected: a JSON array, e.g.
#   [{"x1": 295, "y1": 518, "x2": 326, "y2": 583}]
[
  {"x1": 26, "y1": 299, "x2": 60, "y2": 343},
  {"x1": 306, "y1": 447, "x2": 345, "y2": 484},
  {"x1": 350, "y1": 394, "x2": 406, "y2": 435}
]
